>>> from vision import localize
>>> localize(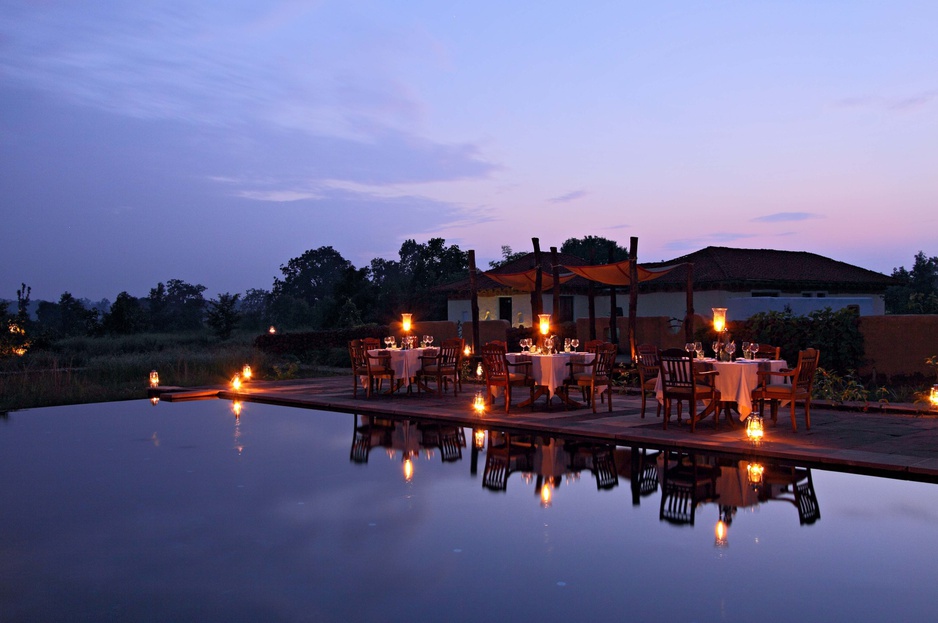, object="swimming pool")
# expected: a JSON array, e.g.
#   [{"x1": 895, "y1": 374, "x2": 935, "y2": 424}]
[{"x1": 2, "y1": 399, "x2": 936, "y2": 622}]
